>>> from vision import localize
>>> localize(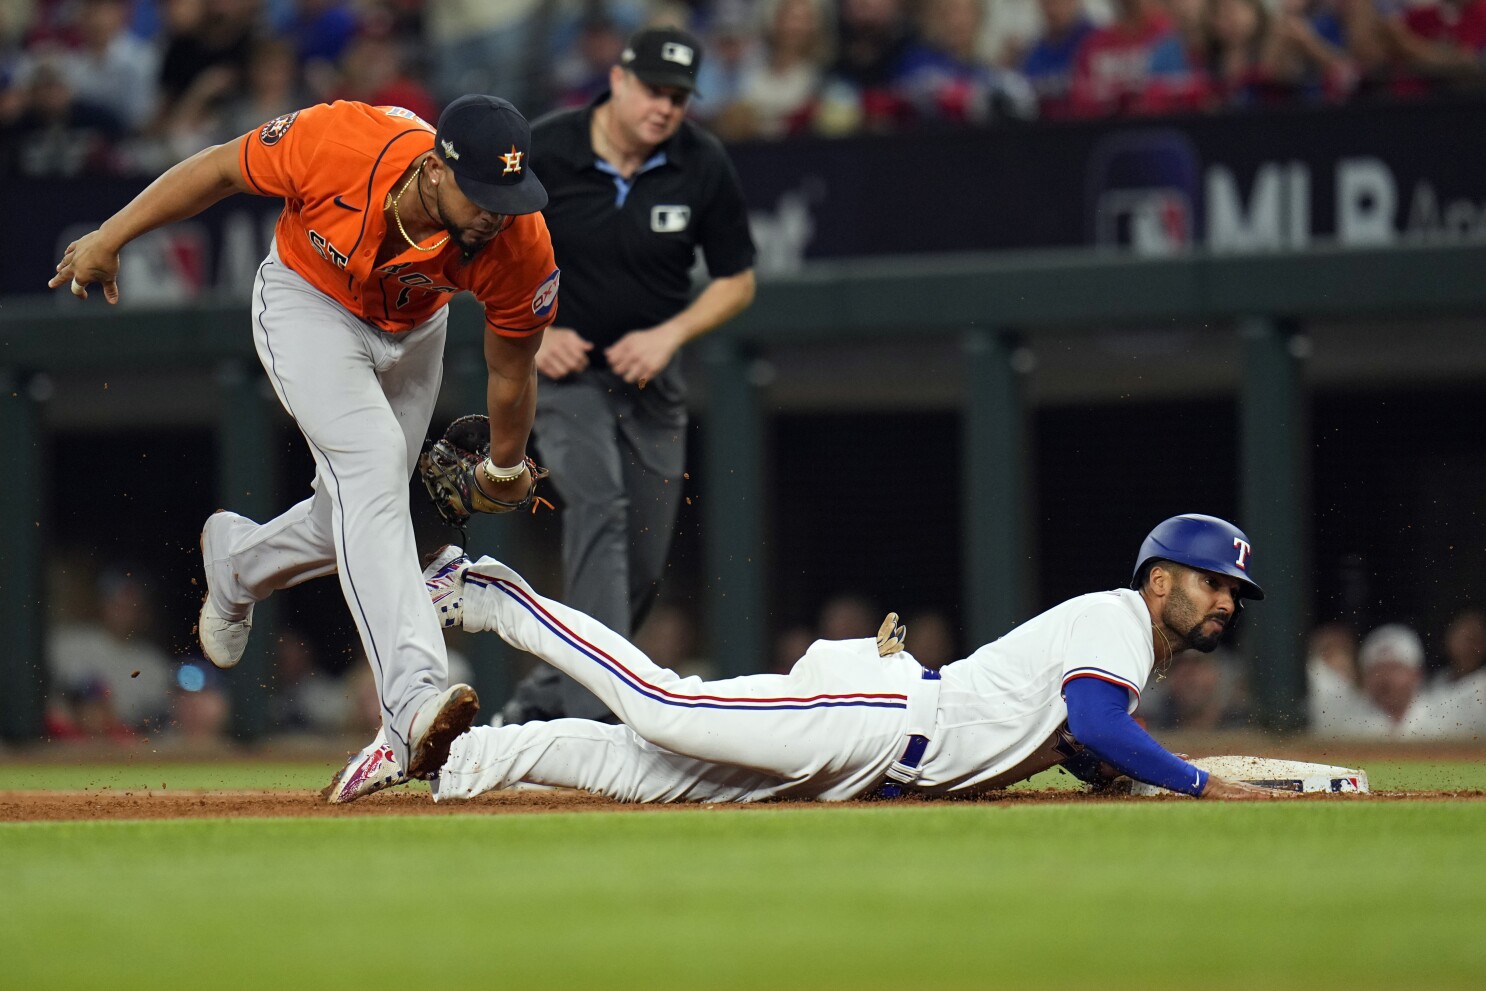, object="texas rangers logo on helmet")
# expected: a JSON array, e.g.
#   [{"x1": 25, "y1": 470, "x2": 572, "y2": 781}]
[
  {"x1": 1233, "y1": 537, "x2": 1252, "y2": 569},
  {"x1": 531, "y1": 269, "x2": 560, "y2": 317},
  {"x1": 259, "y1": 111, "x2": 300, "y2": 146}
]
